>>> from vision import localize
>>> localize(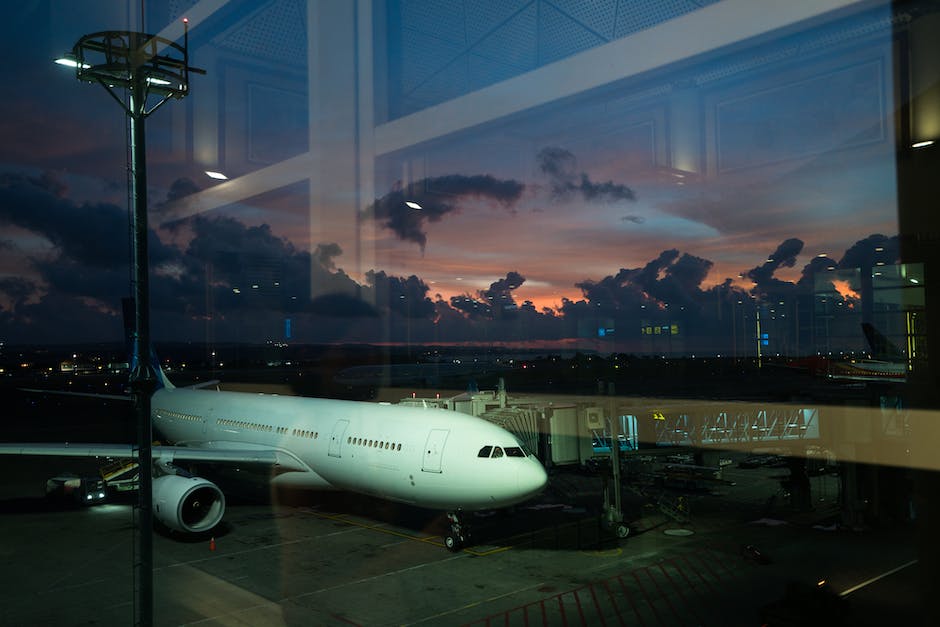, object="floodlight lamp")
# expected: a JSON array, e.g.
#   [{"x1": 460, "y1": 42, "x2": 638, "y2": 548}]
[
  {"x1": 54, "y1": 56, "x2": 90, "y2": 69},
  {"x1": 912, "y1": 140, "x2": 935, "y2": 149},
  {"x1": 405, "y1": 200, "x2": 422, "y2": 209},
  {"x1": 60, "y1": 30, "x2": 205, "y2": 119},
  {"x1": 205, "y1": 170, "x2": 228, "y2": 180}
]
